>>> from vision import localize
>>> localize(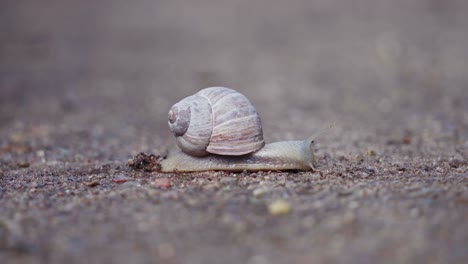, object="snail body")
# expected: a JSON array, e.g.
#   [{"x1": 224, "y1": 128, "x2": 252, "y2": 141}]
[
  {"x1": 159, "y1": 137, "x2": 316, "y2": 172},
  {"x1": 160, "y1": 87, "x2": 317, "y2": 172}
]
